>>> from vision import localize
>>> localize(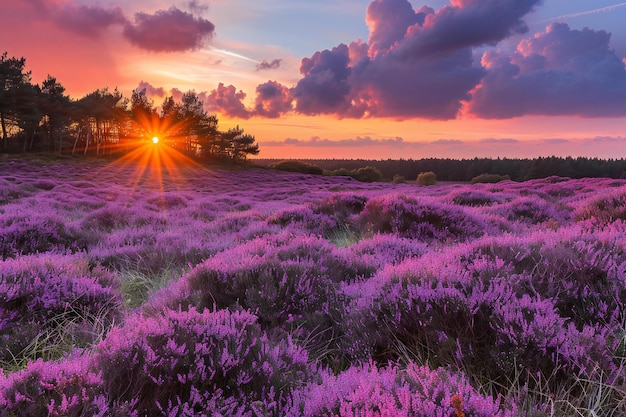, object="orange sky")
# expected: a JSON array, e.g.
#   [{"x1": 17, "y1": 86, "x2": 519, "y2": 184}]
[{"x1": 2, "y1": 0, "x2": 626, "y2": 159}]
